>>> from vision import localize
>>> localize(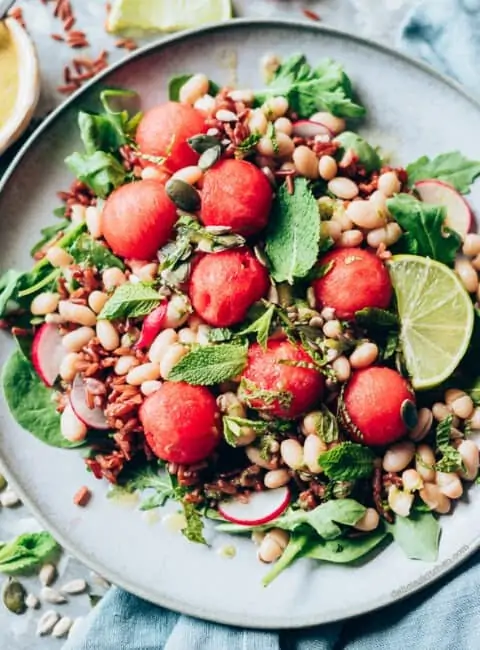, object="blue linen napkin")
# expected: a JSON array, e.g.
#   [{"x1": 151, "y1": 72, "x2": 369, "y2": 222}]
[{"x1": 64, "y1": 2, "x2": 480, "y2": 648}]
